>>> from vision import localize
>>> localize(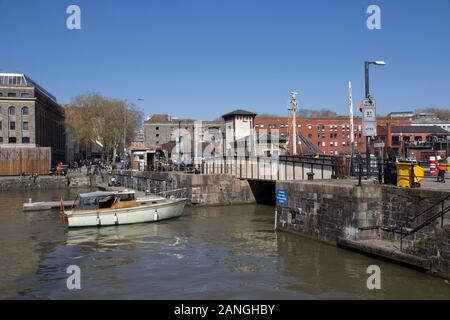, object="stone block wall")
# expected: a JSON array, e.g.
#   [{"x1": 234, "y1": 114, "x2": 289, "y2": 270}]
[
  {"x1": 113, "y1": 172, "x2": 256, "y2": 206},
  {"x1": 0, "y1": 173, "x2": 102, "y2": 190},
  {"x1": 275, "y1": 181, "x2": 382, "y2": 242}
]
